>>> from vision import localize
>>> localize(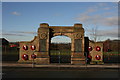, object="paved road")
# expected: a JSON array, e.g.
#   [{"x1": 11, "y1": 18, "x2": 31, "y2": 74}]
[
  {"x1": 2, "y1": 67, "x2": 119, "y2": 79},
  {"x1": 1, "y1": 62, "x2": 120, "y2": 79}
]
